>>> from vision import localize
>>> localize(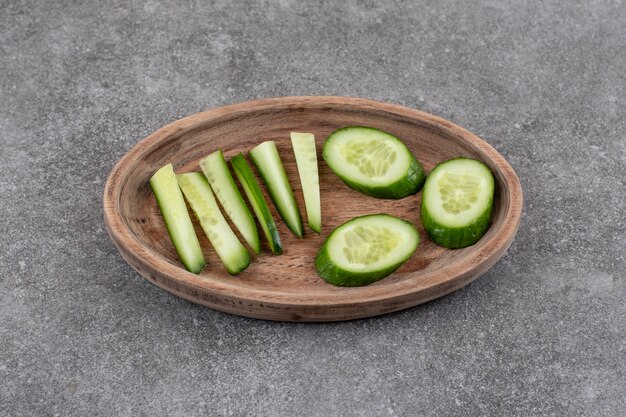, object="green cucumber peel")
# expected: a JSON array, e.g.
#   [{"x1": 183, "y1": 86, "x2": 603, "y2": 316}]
[
  {"x1": 199, "y1": 149, "x2": 260, "y2": 254},
  {"x1": 249, "y1": 141, "x2": 304, "y2": 238},
  {"x1": 231, "y1": 154, "x2": 283, "y2": 255},
  {"x1": 177, "y1": 172, "x2": 250, "y2": 275},
  {"x1": 291, "y1": 132, "x2": 322, "y2": 233},
  {"x1": 149, "y1": 163, "x2": 205, "y2": 274}
]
